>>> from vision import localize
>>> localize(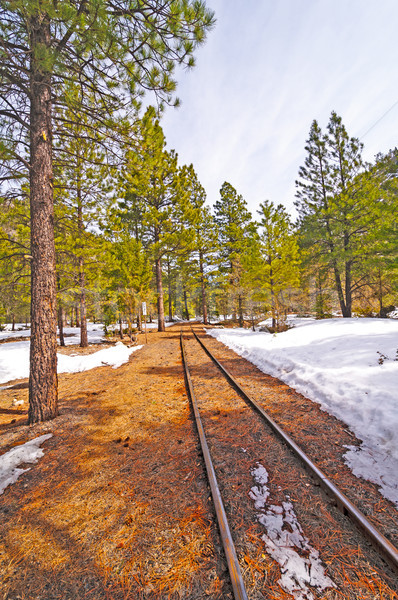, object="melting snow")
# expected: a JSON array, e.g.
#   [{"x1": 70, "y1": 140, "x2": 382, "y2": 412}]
[
  {"x1": 0, "y1": 339, "x2": 142, "y2": 384},
  {"x1": 250, "y1": 463, "x2": 335, "y2": 599},
  {"x1": 0, "y1": 434, "x2": 53, "y2": 495},
  {"x1": 208, "y1": 318, "x2": 398, "y2": 506}
]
